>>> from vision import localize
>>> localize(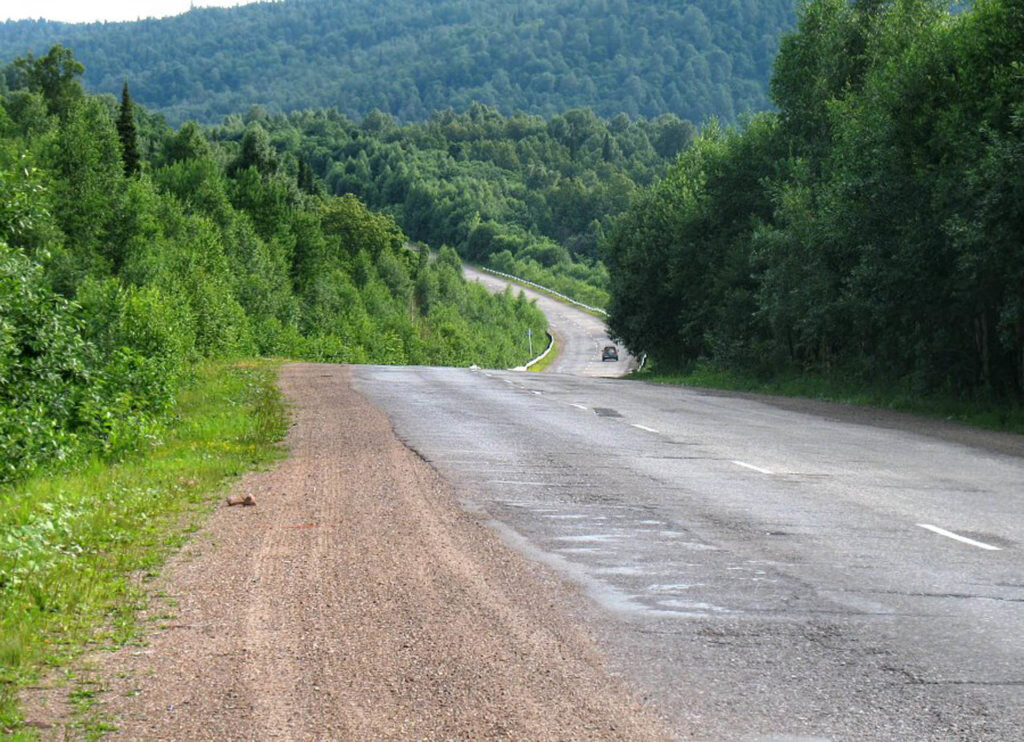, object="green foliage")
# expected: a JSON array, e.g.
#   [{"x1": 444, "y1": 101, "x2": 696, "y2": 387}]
[
  {"x1": 487, "y1": 249, "x2": 610, "y2": 310},
  {"x1": 607, "y1": 115, "x2": 782, "y2": 365},
  {"x1": 0, "y1": 42, "x2": 558, "y2": 734},
  {"x1": 49, "y1": 96, "x2": 127, "y2": 285},
  {"x1": 0, "y1": 361, "x2": 287, "y2": 733},
  {"x1": 642, "y1": 362, "x2": 1024, "y2": 436},
  {"x1": 0, "y1": 242, "x2": 90, "y2": 482},
  {"x1": 0, "y1": 45, "x2": 552, "y2": 486},
  {"x1": 222, "y1": 103, "x2": 688, "y2": 306},
  {"x1": 161, "y1": 120, "x2": 211, "y2": 165},
  {"x1": 608, "y1": 0, "x2": 1024, "y2": 402},
  {"x1": 10, "y1": 43, "x2": 83, "y2": 118},
  {"x1": 2, "y1": 90, "x2": 52, "y2": 141},
  {"x1": 0, "y1": 243, "x2": 193, "y2": 483},
  {"x1": 229, "y1": 122, "x2": 277, "y2": 177},
  {"x1": 116, "y1": 81, "x2": 140, "y2": 177},
  {"x1": 0, "y1": 0, "x2": 798, "y2": 126},
  {"x1": 0, "y1": 155, "x2": 50, "y2": 250},
  {"x1": 320, "y1": 193, "x2": 404, "y2": 259}
]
